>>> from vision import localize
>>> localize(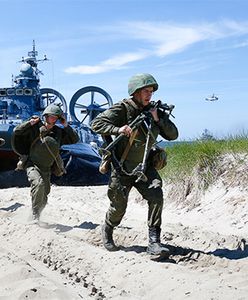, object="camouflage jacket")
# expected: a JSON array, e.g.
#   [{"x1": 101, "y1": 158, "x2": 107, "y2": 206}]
[
  {"x1": 13, "y1": 120, "x2": 79, "y2": 172},
  {"x1": 91, "y1": 98, "x2": 178, "y2": 172}
]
